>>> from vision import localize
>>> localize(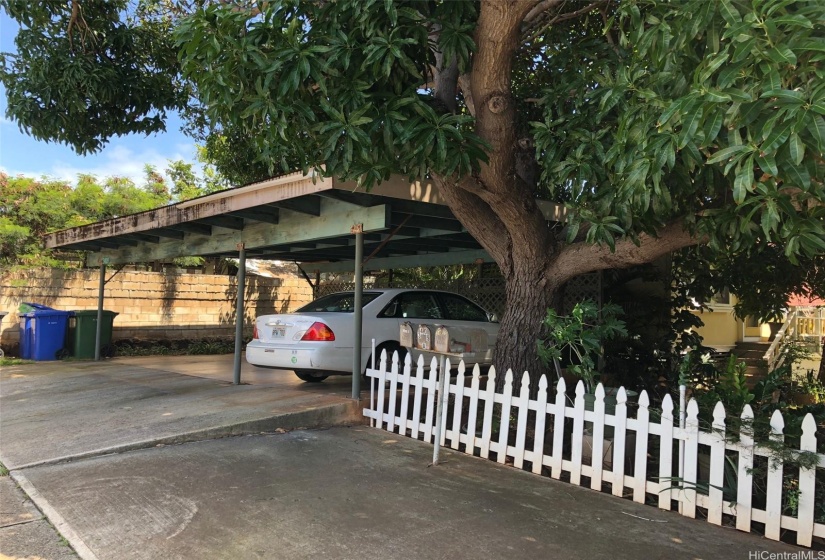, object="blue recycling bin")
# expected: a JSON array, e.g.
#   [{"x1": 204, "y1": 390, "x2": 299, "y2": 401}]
[{"x1": 18, "y1": 303, "x2": 72, "y2": 361}]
